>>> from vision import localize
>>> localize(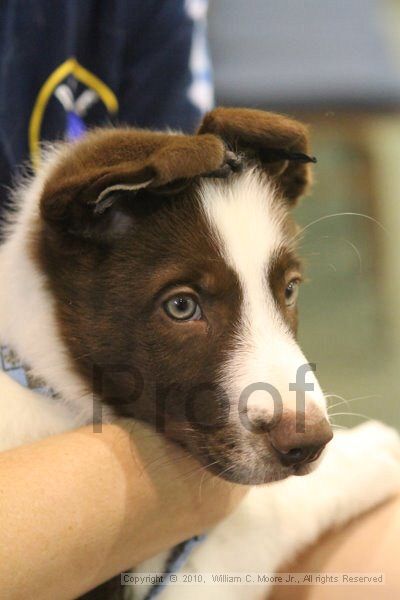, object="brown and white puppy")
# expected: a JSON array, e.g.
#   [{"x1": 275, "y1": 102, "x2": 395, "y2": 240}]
[
  {"x1": 0, "y1": 108, "x2": 399, "y2": 600},
  {"x1": 33, "y1": 108, "x2": 330, "y2": 482}
]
